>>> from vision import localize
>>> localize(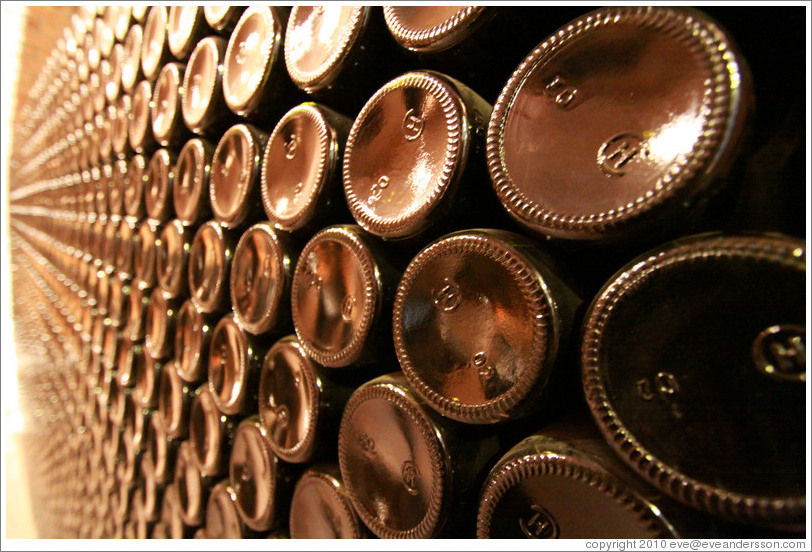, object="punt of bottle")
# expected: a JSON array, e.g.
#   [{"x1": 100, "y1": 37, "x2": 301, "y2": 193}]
[
  {"x1": 187, "y1": 221, "x2": 236, "y2": 315},
  {"x1": 257, "y1": 335, "x2": 356, "y2": 464},
  {"x1": 175, "y1": 300, "x2": 214, "y2": 384},
  {"x1": 260, "y1": 102, "x2": 351, "y2": 234},
  {"x1": 487, "y1": 7, "x2": 753, "y2": 244},
  {"x1": 181, "y1": 37, "x2": 231, "y2": 137},
  {"x1": 209, "y1": 123, "x2": 268, "y2": 229},
  {"x1": 290, "y1": 225, "x2": 396, "y2": 368},
  {"x1": 173, "y1": 138, "x2": 214, "y2": 226},
  {"x1": 230, "y1": 222, "x2": 297, "y2": 336},
  {"x1": 393, "y1": 228, "x2": 581, "y2": 424},
  {"x1": 207, "y1": 314, "x2": 264, "y2": 416},
  {"x1": 343, "y1": 70, "x2": 492, "y2": 241}
]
